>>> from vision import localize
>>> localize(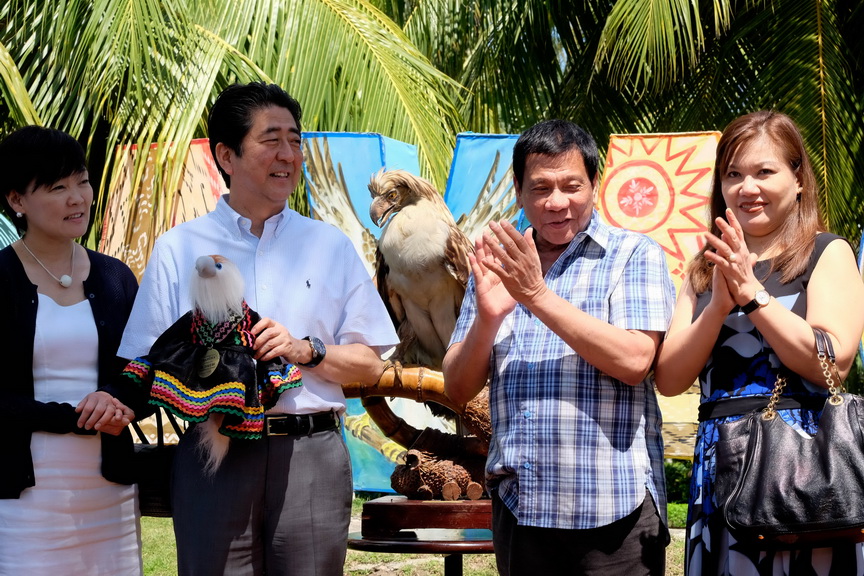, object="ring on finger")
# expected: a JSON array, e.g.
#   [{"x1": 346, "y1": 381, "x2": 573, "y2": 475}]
[{"x1": 727, "y1": 253, "x2": 737, "y2": 263}]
